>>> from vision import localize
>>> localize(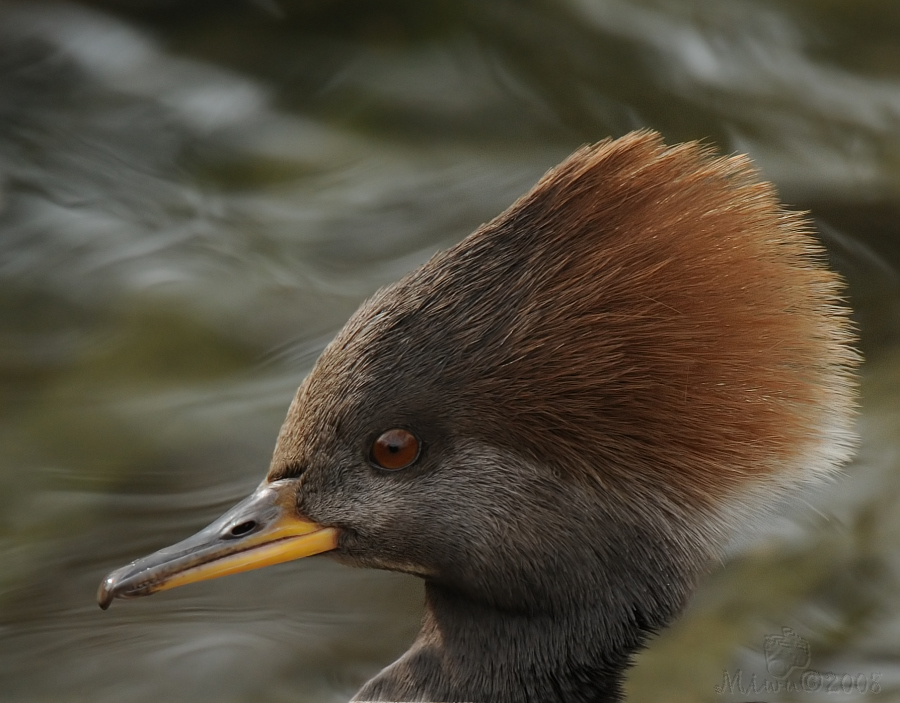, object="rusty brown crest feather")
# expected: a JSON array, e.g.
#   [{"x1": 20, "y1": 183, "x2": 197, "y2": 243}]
[{"x1": 278, "y1": 130, "x2": 858, "y2": 514}]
